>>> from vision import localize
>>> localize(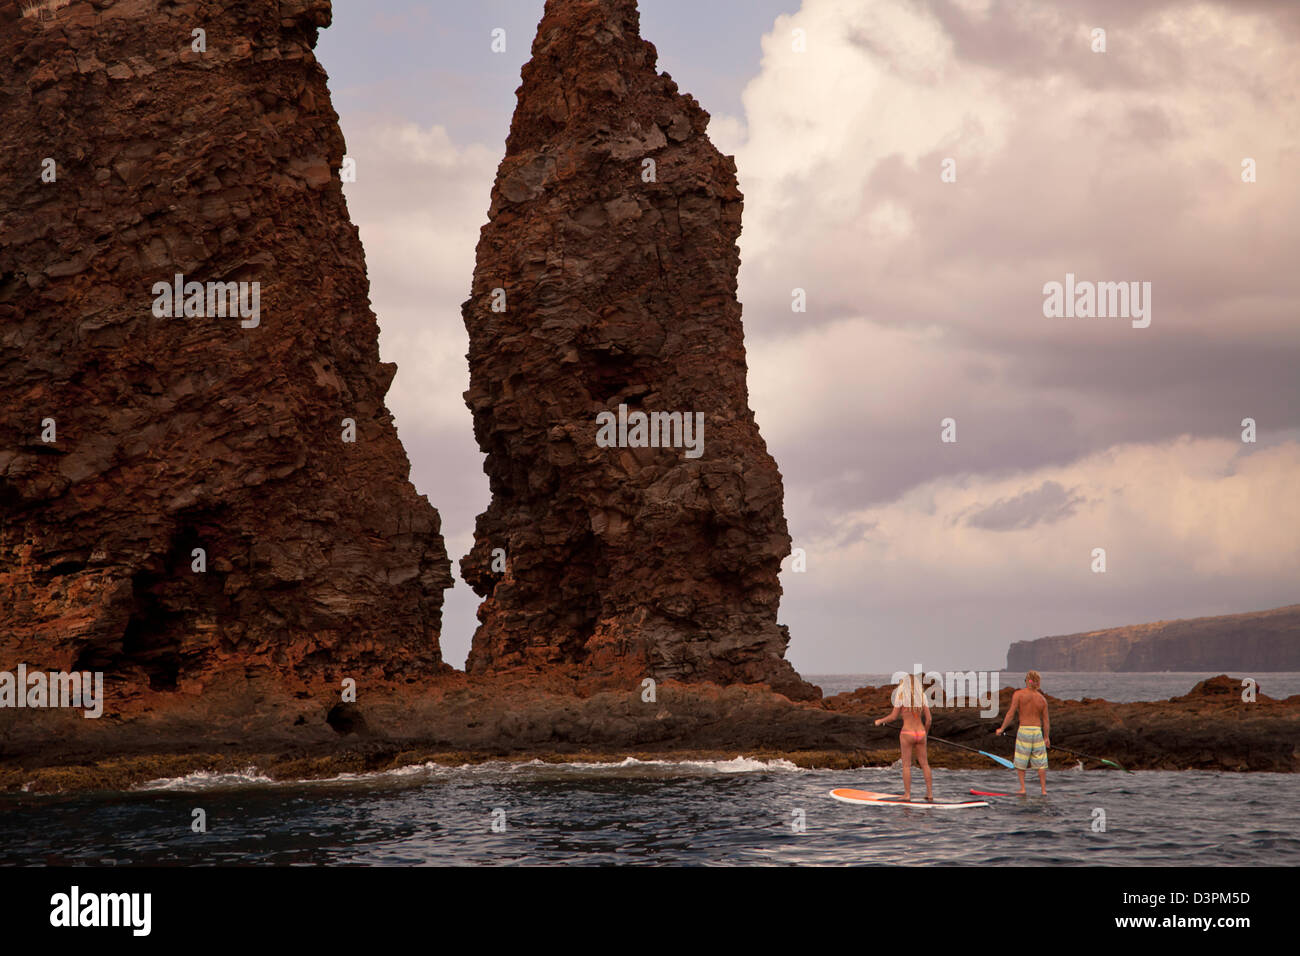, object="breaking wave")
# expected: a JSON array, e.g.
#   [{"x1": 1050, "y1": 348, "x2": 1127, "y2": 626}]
[{"x1": 129, "y1": 755, "x2": 805, "y2": 792}]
